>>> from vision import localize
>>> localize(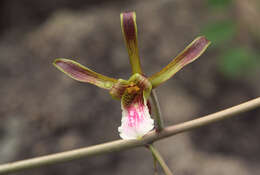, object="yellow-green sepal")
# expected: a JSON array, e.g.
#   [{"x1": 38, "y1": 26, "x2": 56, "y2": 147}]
[
  {"x1": 53, "y1": 58, "x2": 117, "y2": 90},
  {"x1": 148, "y1": 36, "x2": 211, "y2": 88},
  {"x1": 121, "y1": 12, "x2": 142, "y2": 74}
]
